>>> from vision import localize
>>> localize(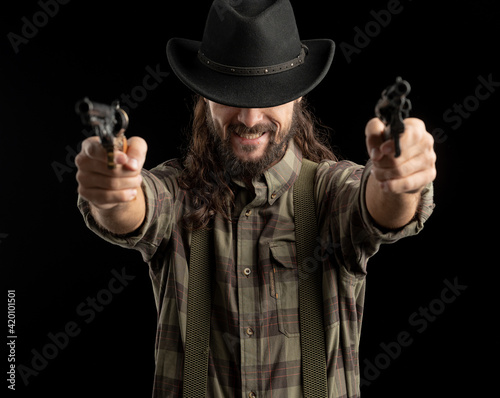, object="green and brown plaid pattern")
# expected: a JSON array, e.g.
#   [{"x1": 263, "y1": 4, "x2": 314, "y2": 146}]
[{"x1": 78, "y1": 140, "x2": 434, "y2": 397}]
